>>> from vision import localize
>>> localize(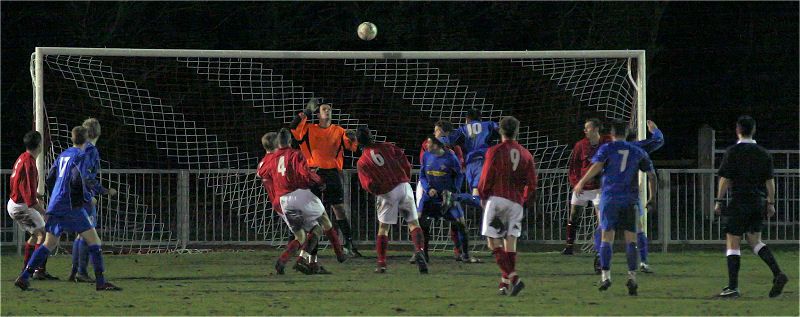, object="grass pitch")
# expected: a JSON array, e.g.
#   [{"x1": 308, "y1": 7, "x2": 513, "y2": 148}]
[{"x1": 2, "y1": 248, "x2": 797, "y2": 315}]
